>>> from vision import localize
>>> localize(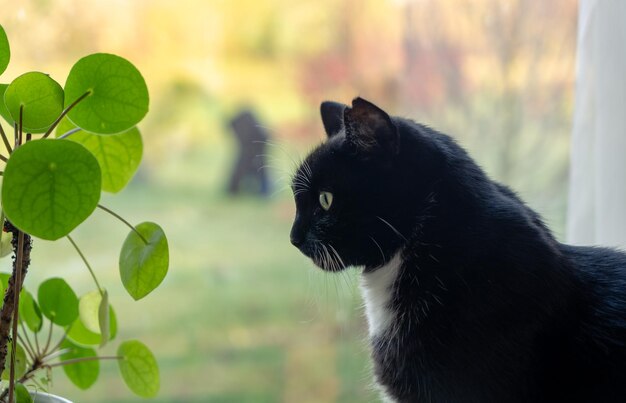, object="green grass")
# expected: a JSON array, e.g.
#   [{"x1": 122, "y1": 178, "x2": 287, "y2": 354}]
[{"x1": 14, "y1": 143, "x2": 379, "y2": 402}]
